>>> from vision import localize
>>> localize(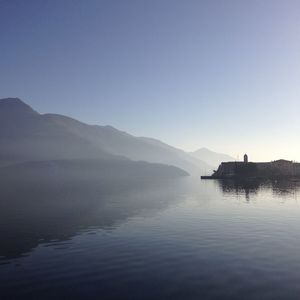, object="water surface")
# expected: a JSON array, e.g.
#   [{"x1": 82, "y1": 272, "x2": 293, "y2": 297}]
[{"x1": 1, "y1": 177, "x2": 300, "y2": 299}]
